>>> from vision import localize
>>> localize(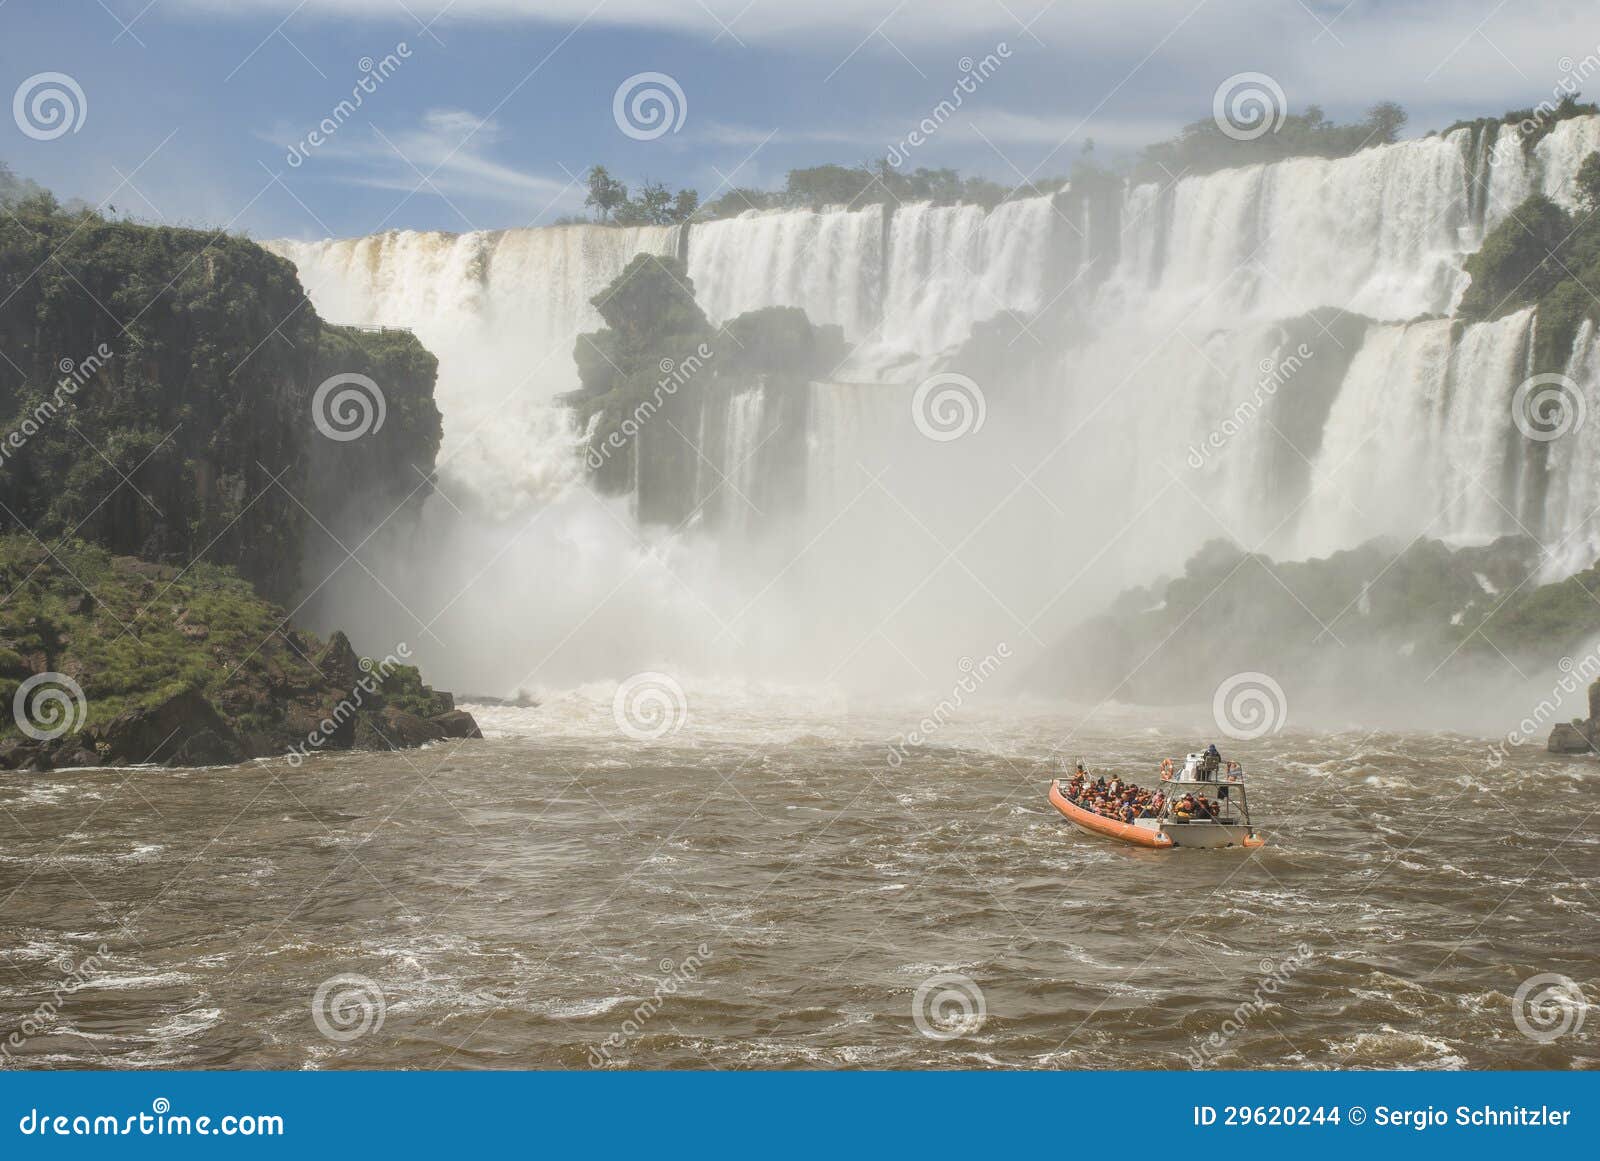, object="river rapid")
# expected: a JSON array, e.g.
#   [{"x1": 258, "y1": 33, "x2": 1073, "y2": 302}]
[{"x1": 1, "y1": 693, "x2": 1595, "y2": 1070}]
